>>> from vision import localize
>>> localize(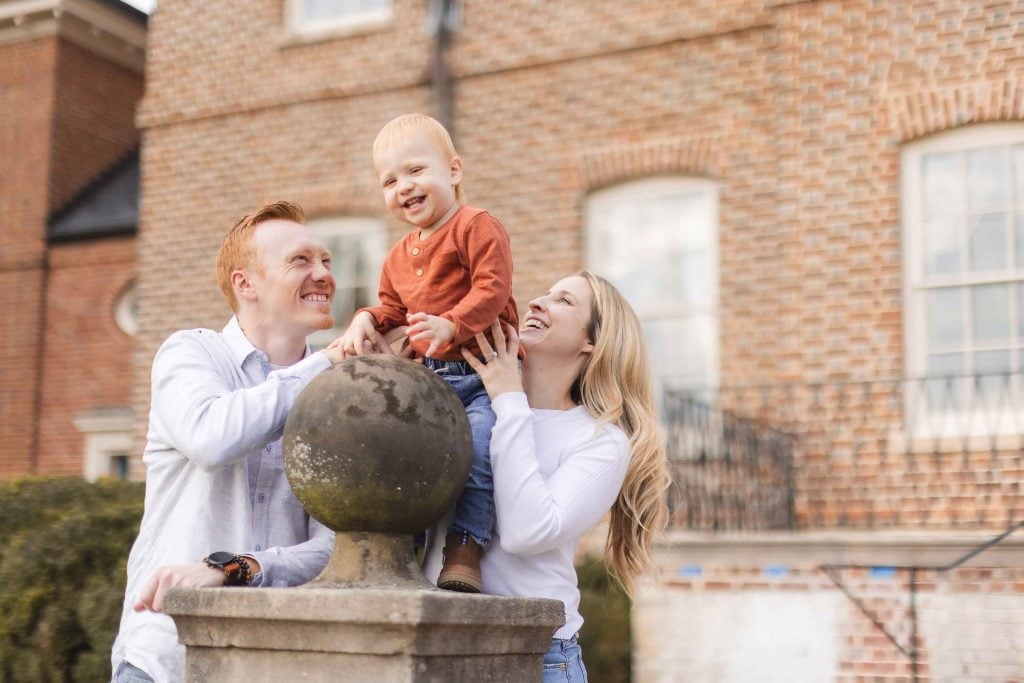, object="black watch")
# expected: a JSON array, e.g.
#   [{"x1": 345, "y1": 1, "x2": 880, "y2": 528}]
[{"x1": 203, "y1": 552, "x2": 253, "y2": 586}]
